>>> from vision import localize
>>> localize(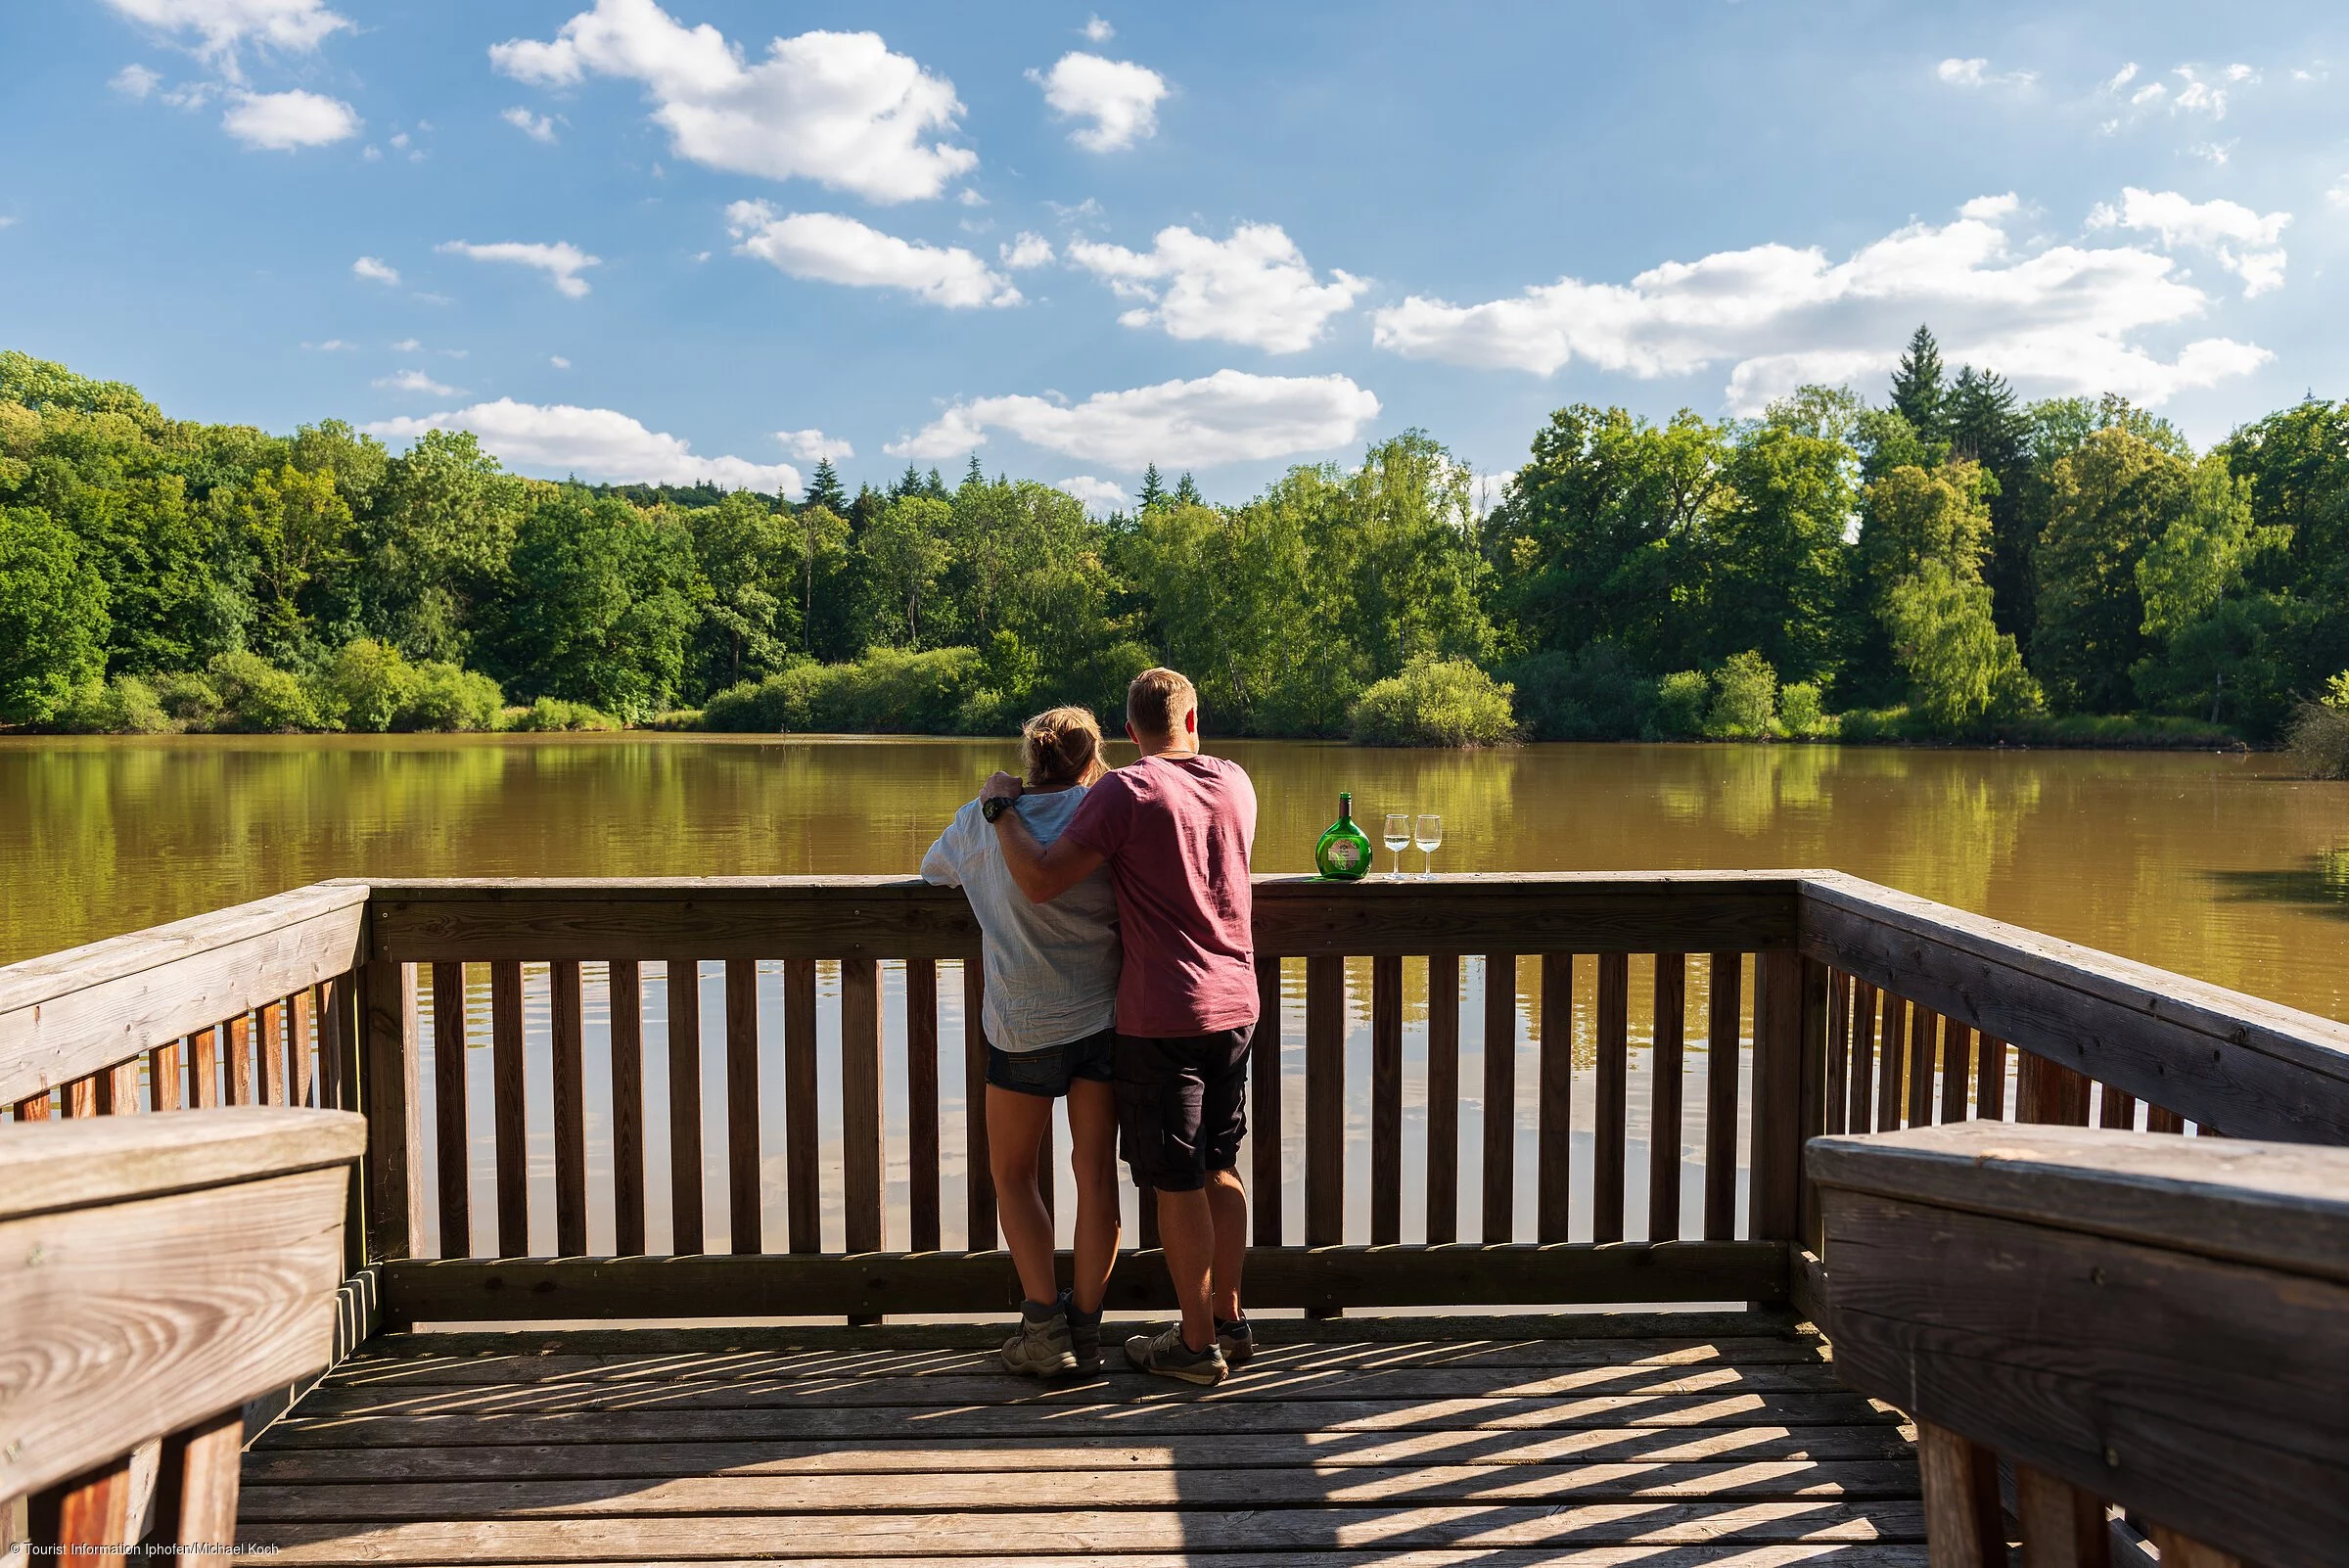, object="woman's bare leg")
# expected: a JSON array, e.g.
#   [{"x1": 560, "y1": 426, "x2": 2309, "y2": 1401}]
[
  {"x1": 1065, "y1": 1077, "x2": 1123, "y2": 1314},
  {"x1": 987, "y1": 1084, "x2": 1057, "y2": 1306}
]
